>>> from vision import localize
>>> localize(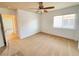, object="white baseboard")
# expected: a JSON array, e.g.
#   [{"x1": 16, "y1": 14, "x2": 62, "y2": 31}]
[{"x1": 78, "y1": 41, "x2": 79, "y2": 49}]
